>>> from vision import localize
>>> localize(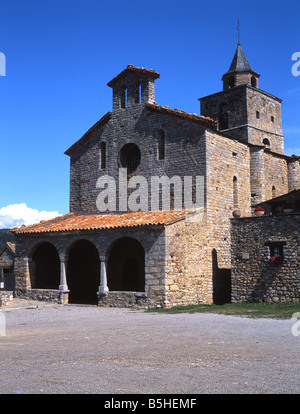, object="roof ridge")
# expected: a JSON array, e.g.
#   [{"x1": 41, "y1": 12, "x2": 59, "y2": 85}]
[
  {"x1": 65, "y1": 112, "x2": 111, "y2": 156},
  {"x1": 107, "y1": 65, "x2": 160, "y2": 88},
  {"x1": 12, "y1": 210, "x2": 197, "y2": 234},
  {"x1": 145, "y1": 102, "x2": 217, "y2": 128},
  {"x1": 10, "y1": 212, "x2": 75, "y2": 233}
]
